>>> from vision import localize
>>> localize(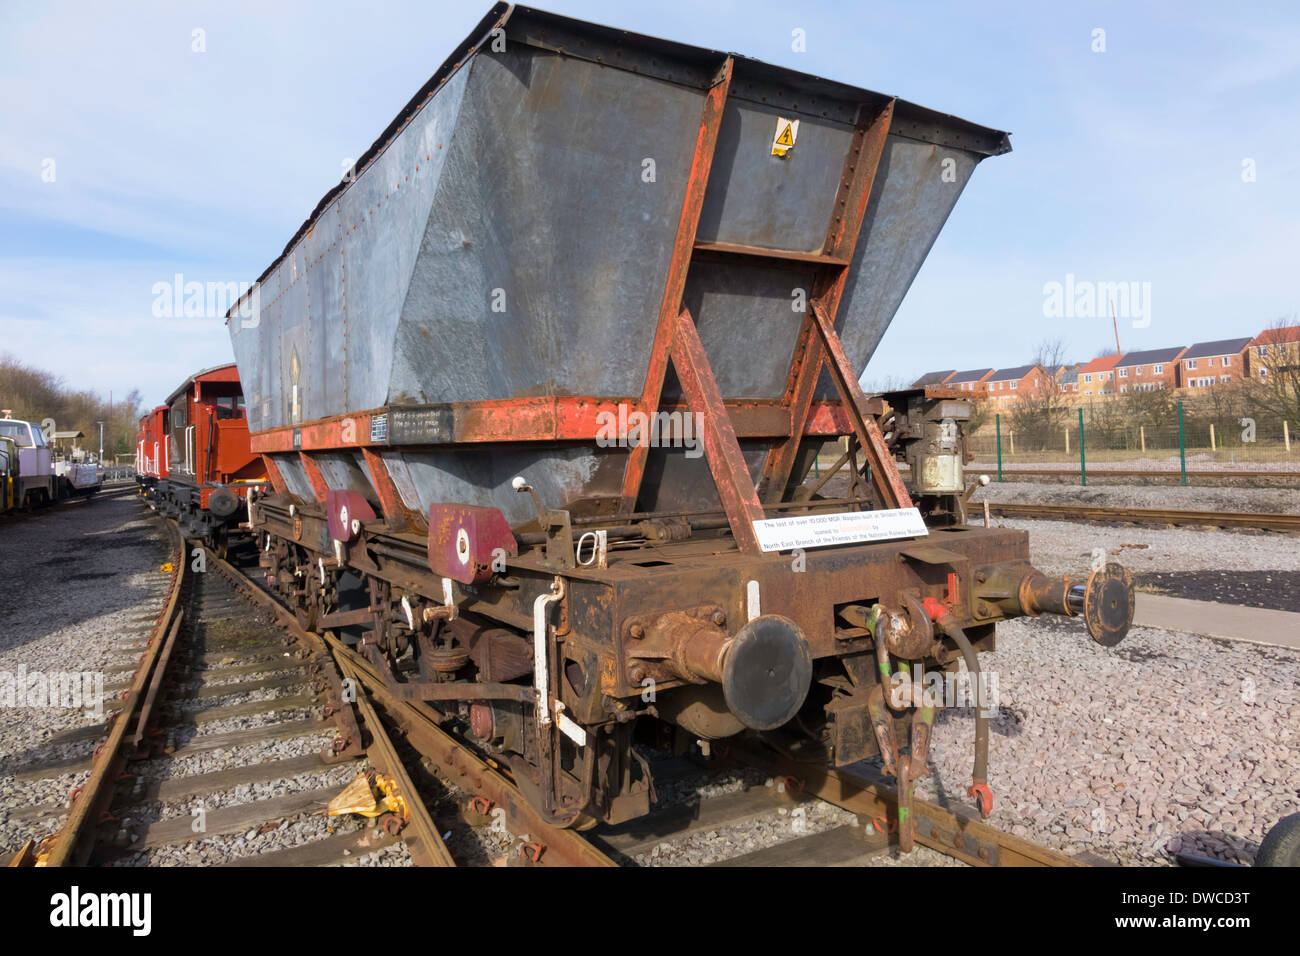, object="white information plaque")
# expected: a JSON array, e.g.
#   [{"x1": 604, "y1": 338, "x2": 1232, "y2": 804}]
[{"x1": 752, "y1": 507, "x2": 928, "y2": 553}]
